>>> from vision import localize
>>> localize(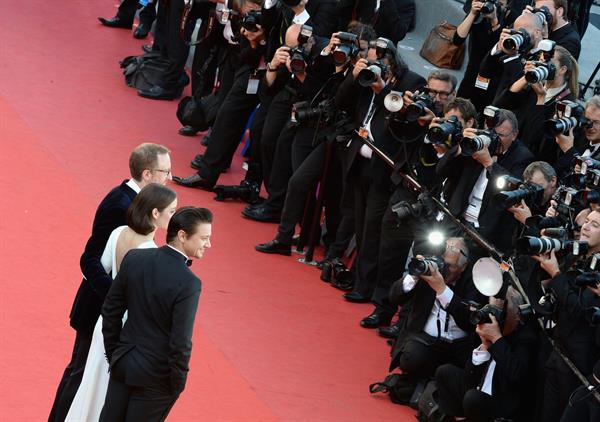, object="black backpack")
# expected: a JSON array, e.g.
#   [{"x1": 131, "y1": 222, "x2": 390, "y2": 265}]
[
  {"x1": 120, "y1": 53, "x2": 189, "y2": 91},
  {"x1": 368, "y1": 373, "x2": 416, "y2": 405}
]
